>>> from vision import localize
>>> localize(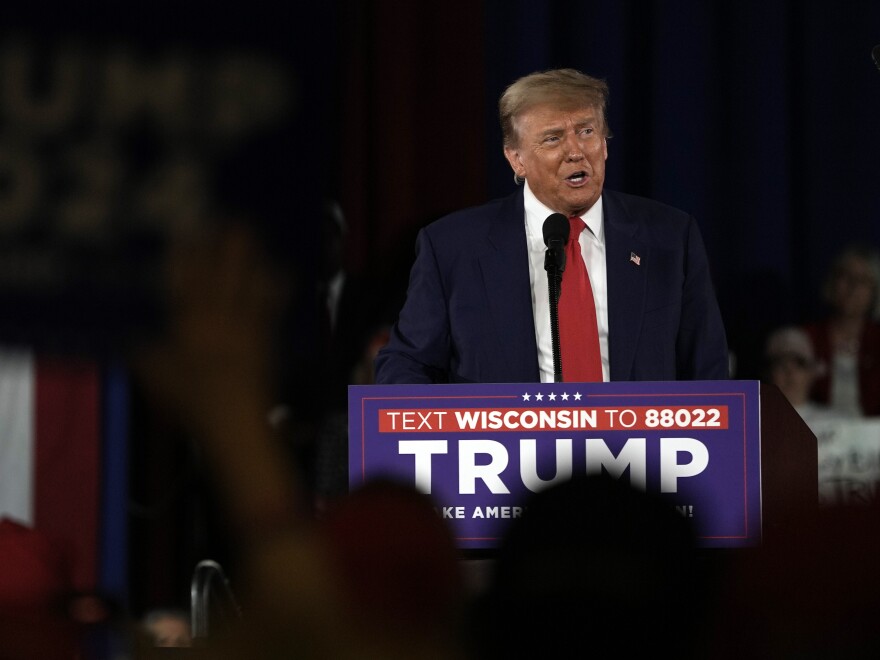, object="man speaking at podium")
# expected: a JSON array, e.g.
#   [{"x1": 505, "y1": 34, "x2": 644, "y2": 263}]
[{"x1": 375, "y1": 69, "x2": 728, "y2": 385}]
